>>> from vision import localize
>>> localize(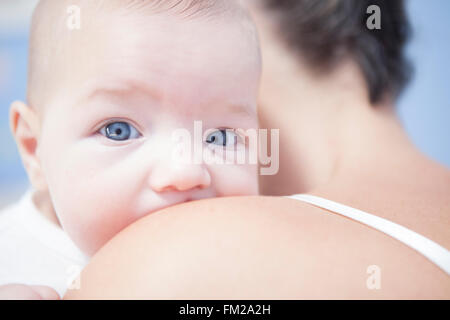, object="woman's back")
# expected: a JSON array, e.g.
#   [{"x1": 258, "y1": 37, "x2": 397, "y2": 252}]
[{"x1": 313, "y1": 155, "x2": 450, "y2": 251}]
